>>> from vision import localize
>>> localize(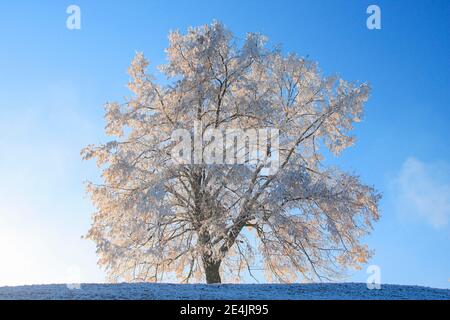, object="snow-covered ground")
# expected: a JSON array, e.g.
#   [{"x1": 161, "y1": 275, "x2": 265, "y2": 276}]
[{"x1": 0, "y1": 283, "x2": 448, "y2": 300}]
